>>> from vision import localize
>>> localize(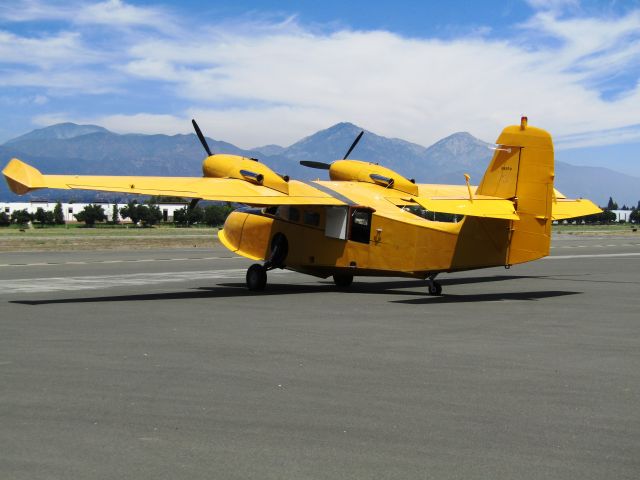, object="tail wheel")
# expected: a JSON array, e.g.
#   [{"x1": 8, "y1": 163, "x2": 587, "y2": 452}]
[
  {"x1": 333, "y1": 274, "x2": 354, "y2": 288},
  {"x1": 246, "y1": 264, "x2": 267, "y2": 291},
  {"x1": 428, "y1": 281, "x2": 442, "y2": 296}
]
